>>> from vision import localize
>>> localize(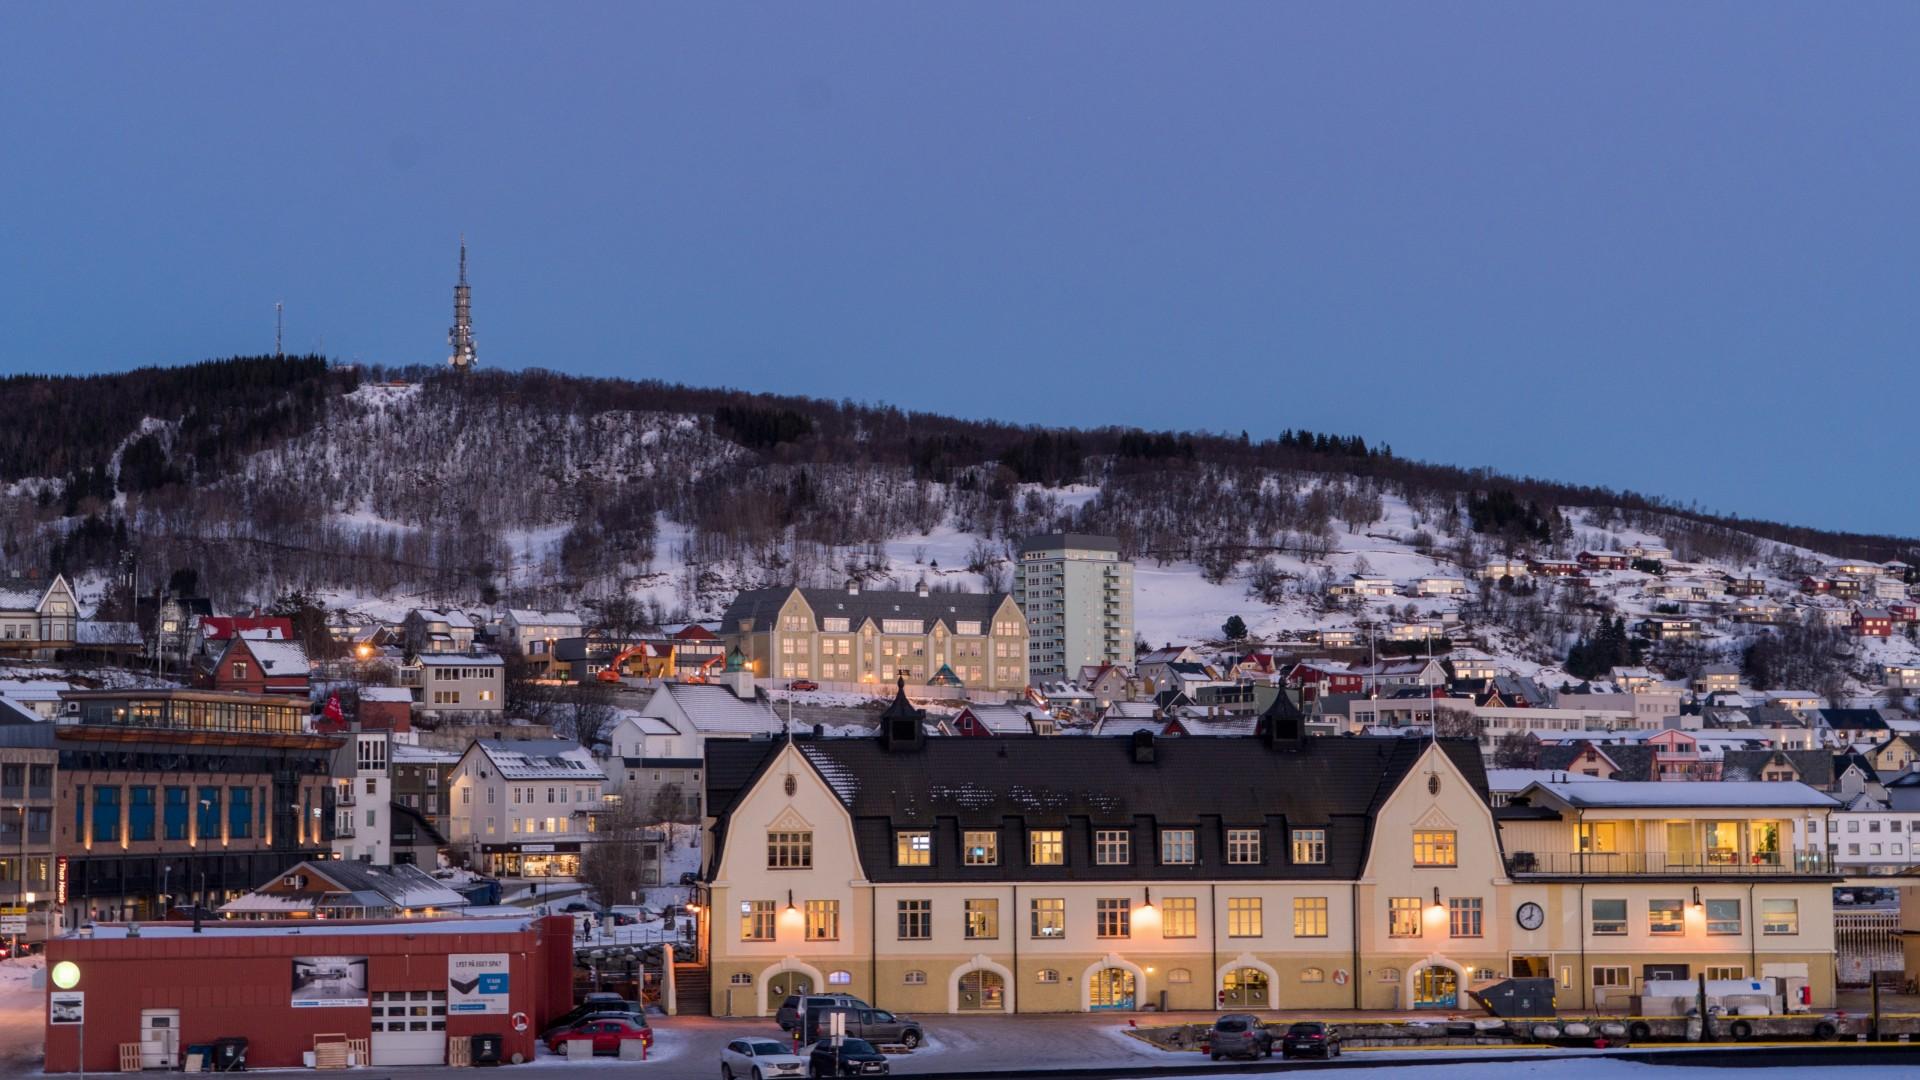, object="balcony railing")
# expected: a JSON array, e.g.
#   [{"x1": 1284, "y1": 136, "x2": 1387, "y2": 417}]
[{"x1": 1505, "y1": 849, "x2": 1833, "y2": 877}]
